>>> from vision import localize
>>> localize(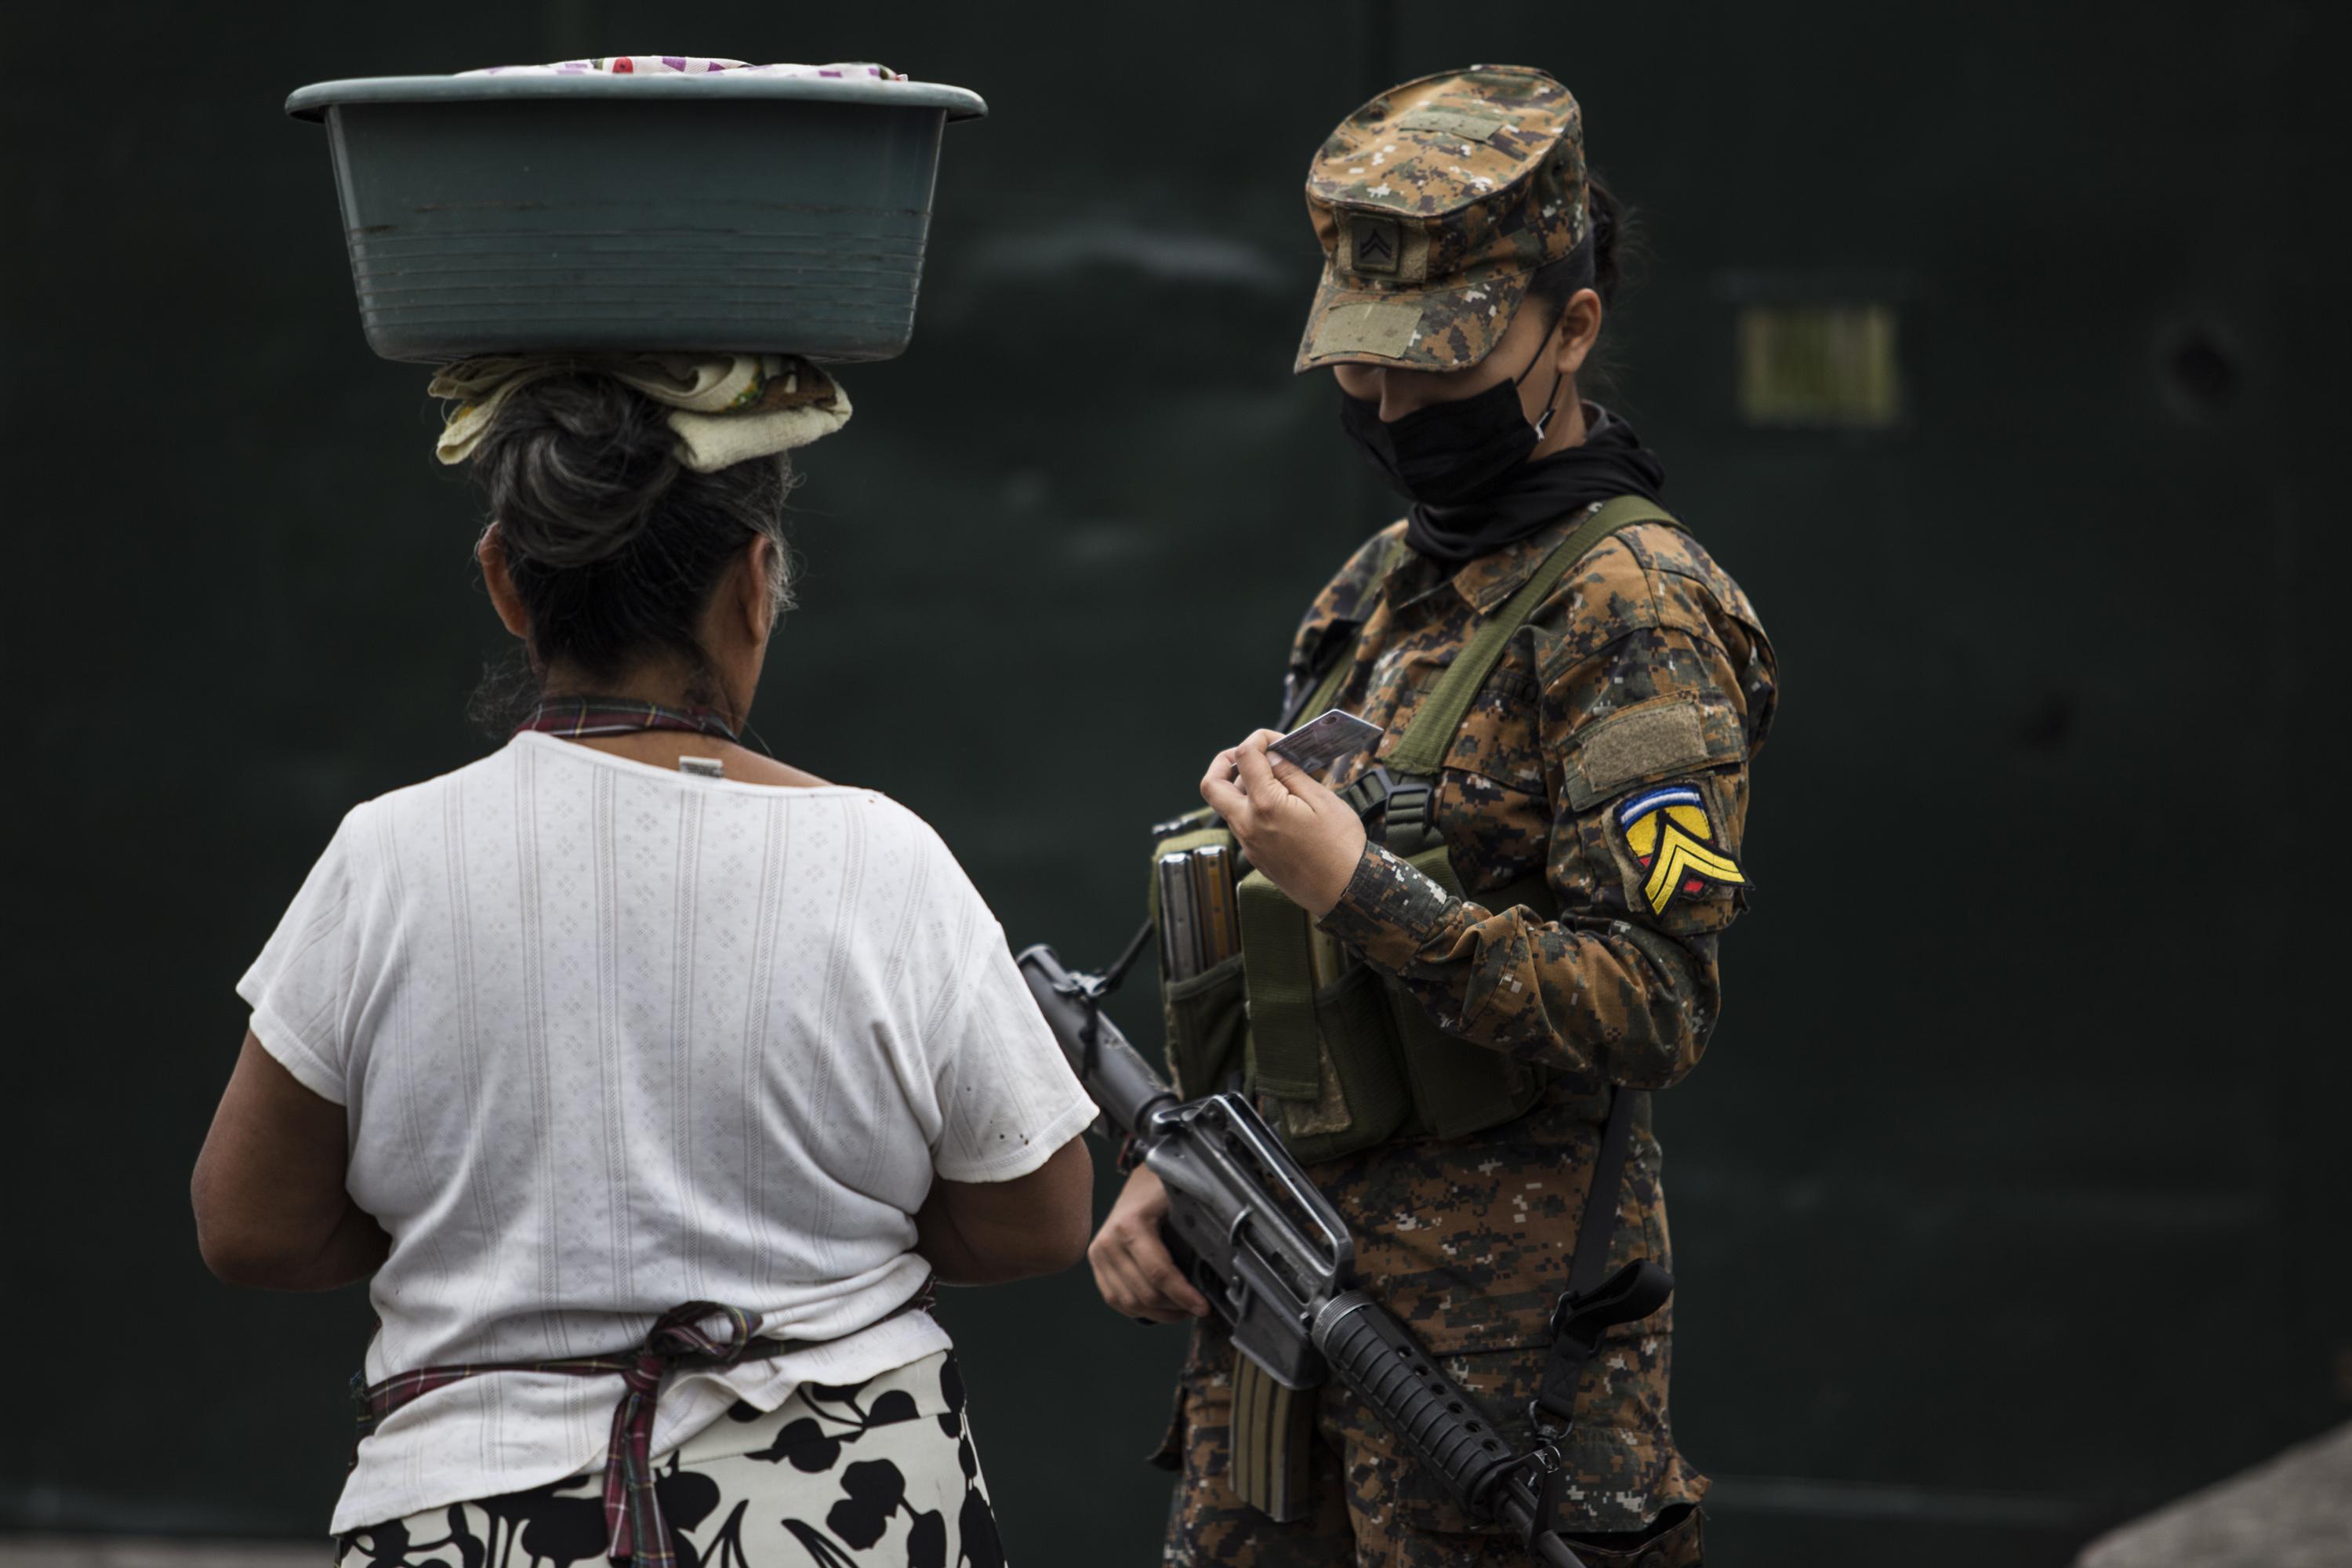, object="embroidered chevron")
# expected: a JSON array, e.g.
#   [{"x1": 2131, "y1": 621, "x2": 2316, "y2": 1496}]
[{"x1": 1617, "y1": 784, "x2": 1744, "y2": 916}]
